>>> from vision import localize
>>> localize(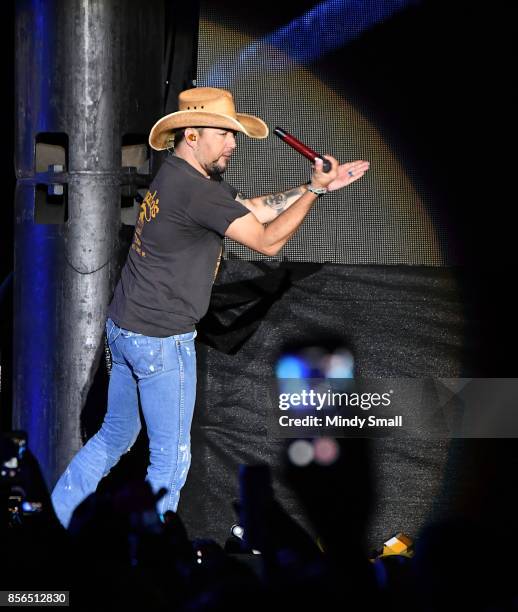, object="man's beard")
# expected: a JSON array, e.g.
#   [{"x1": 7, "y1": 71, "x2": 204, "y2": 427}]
[{"x1": 205, "y1": 158, "x2": 227, "y2": 179}]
